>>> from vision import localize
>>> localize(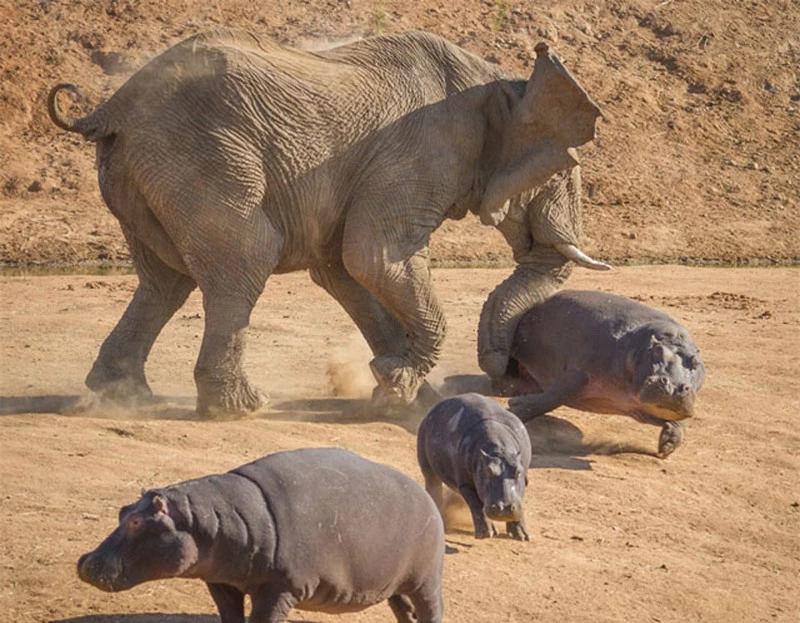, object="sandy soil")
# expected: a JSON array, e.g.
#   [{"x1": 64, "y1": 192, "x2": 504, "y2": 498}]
[{"x1": 1, "y1": 265, "x2": 798, "y2": 622}]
